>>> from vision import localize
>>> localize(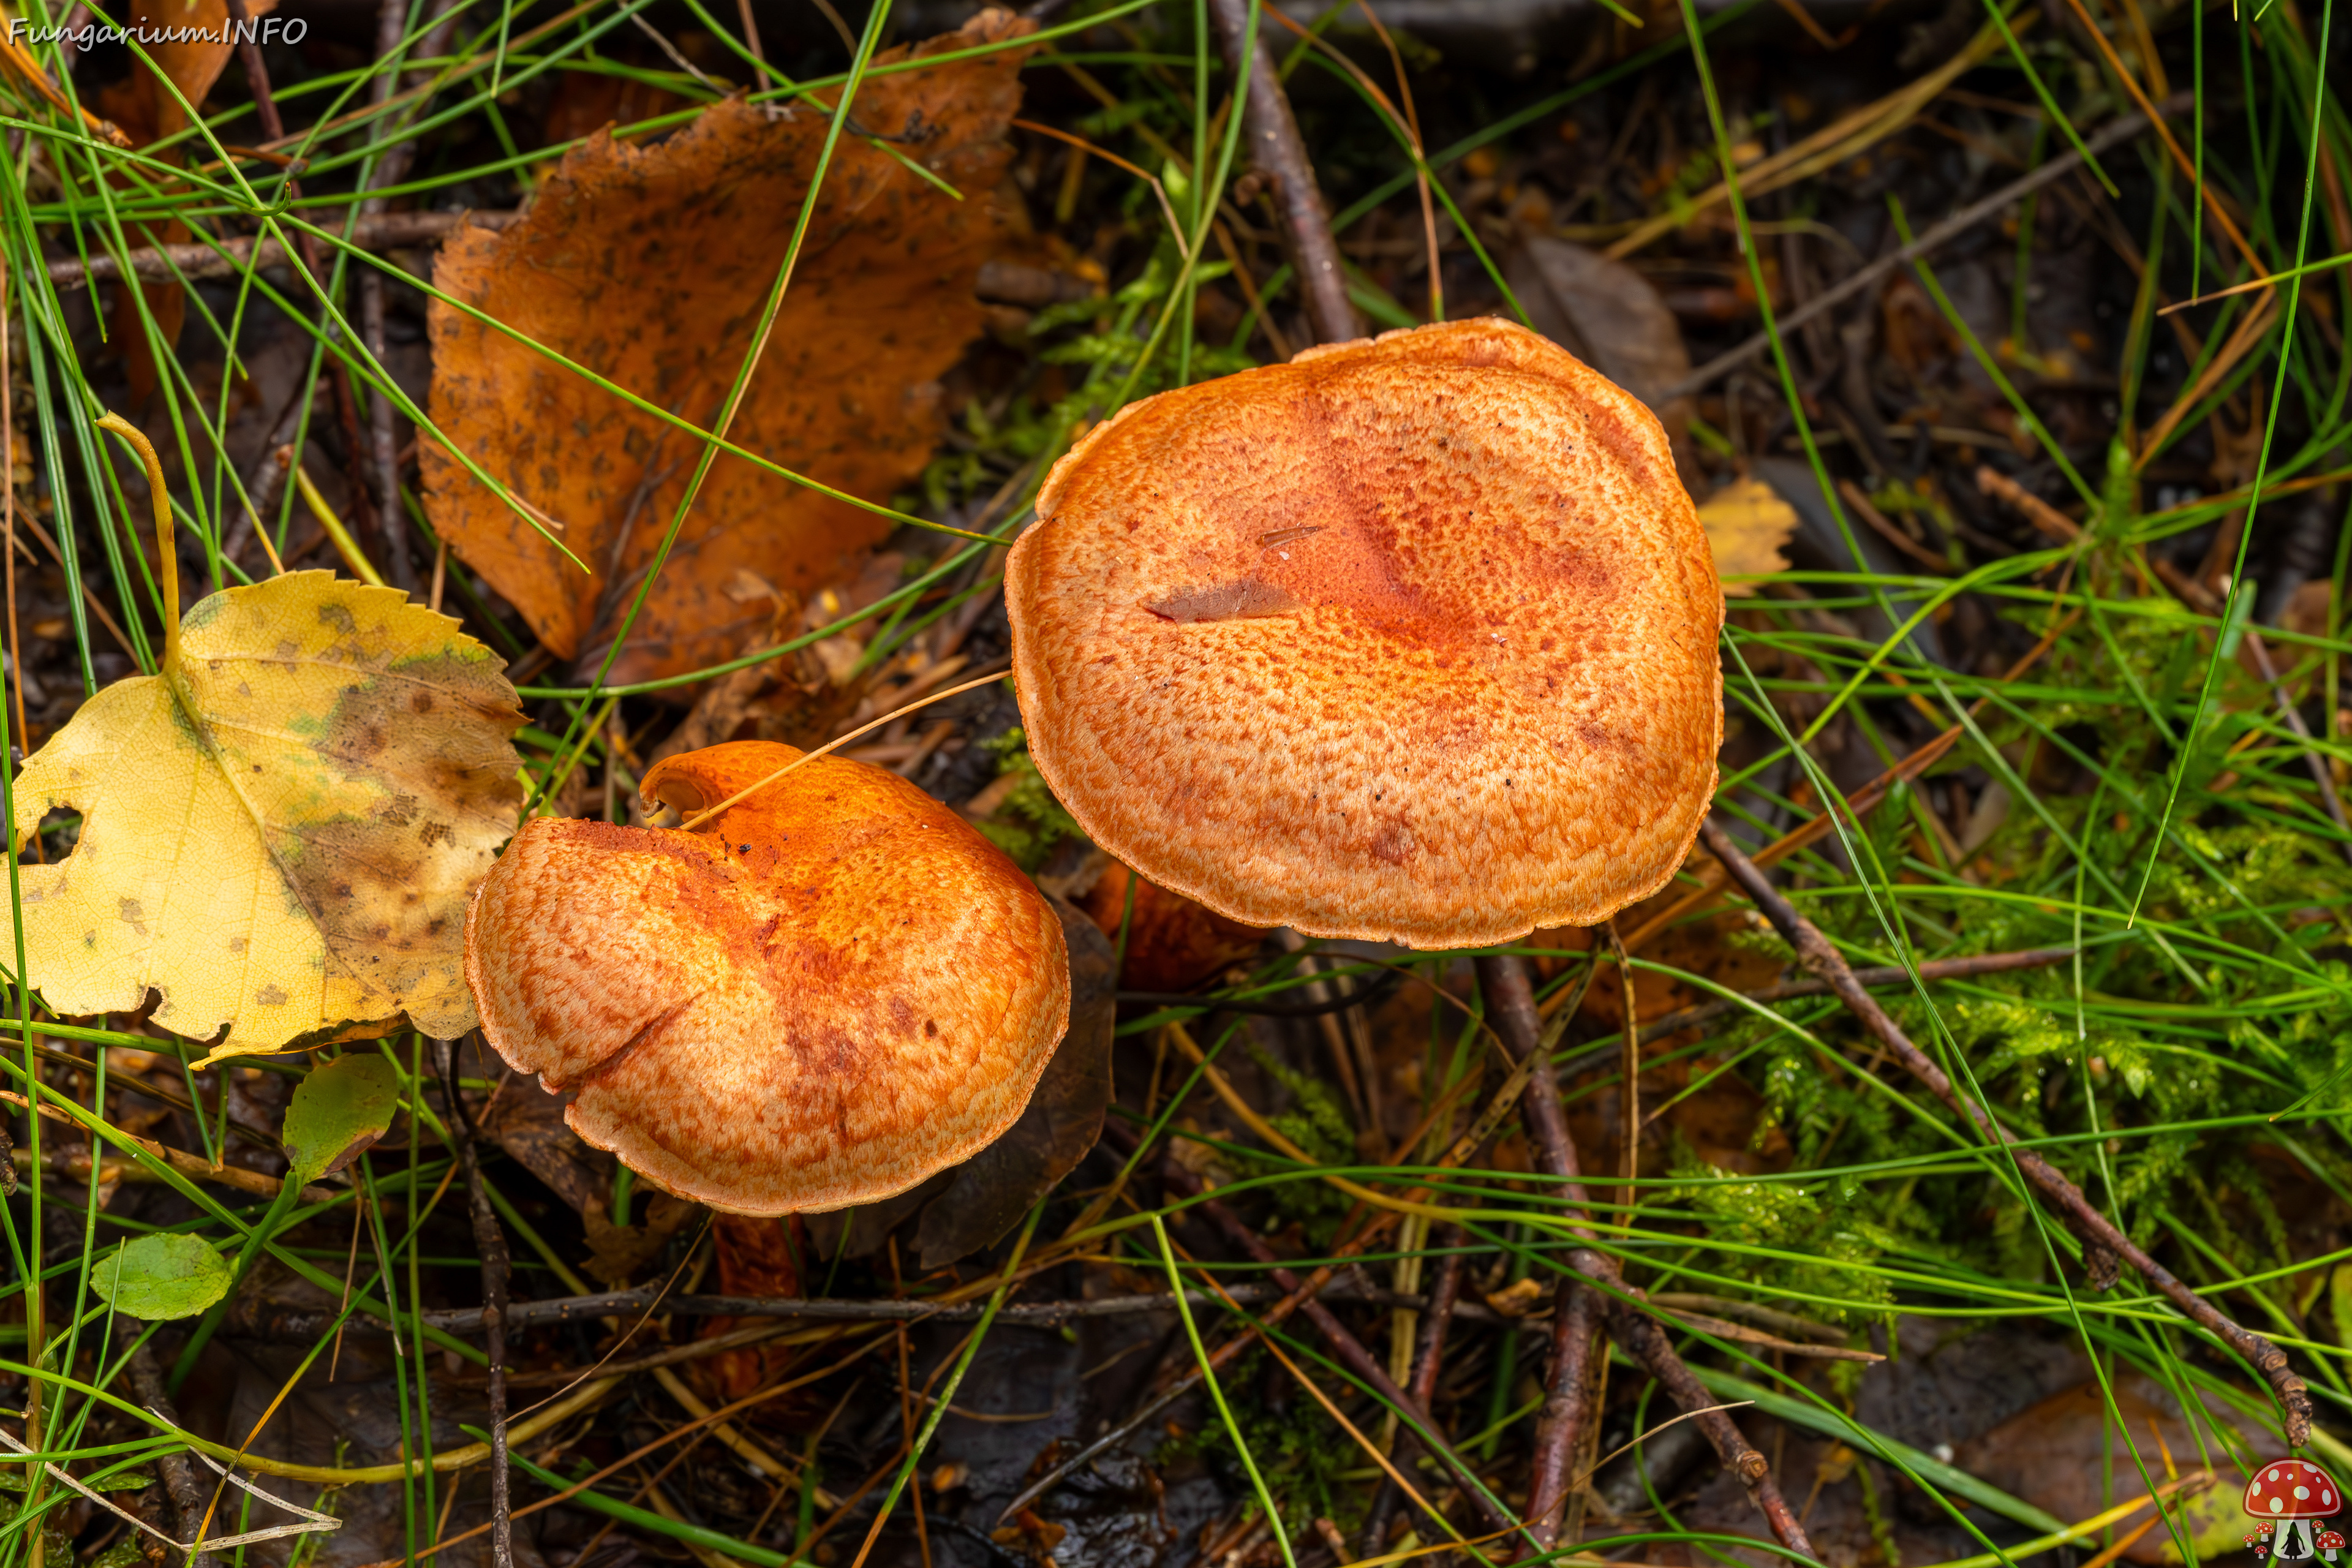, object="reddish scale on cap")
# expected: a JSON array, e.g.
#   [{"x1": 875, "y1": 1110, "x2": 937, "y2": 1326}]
[
  {"x1": 2245, "y1": 1460, "x2": 2343, "y2": 1518},
  {"x1": 464, "y1": 741, "x2": 1071, "y2": 1215},
  {"x1": 1006, "y1": 318, "x2": 1724, "y2": 948}
]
